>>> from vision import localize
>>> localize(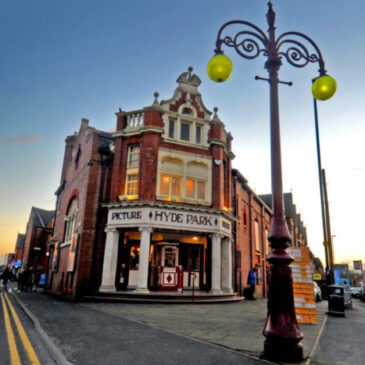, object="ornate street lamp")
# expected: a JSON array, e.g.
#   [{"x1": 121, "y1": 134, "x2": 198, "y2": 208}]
[{"x1": 207, "y1": 2, "x2": 336, "y2": 362}]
